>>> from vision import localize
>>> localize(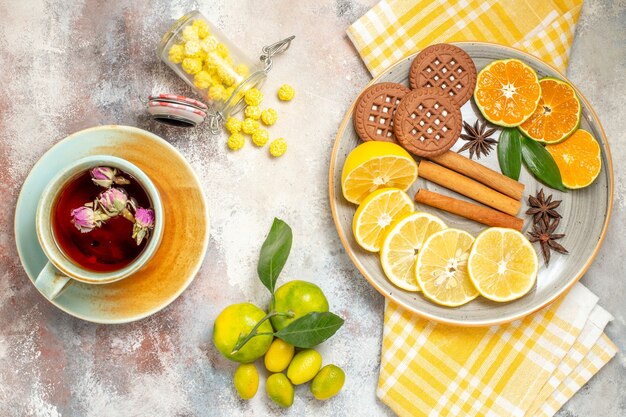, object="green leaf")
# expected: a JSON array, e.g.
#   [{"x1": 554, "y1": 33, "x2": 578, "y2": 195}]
[
  {"x1": 498, "y1": 128, "x2": 522, "y2": 180},
  {"x1": 520, "y1": 136, "x2": 567, "y2": 192},
  {"x1": 257, "y1": 218, "x2": 293, "y2": 294},
  {"x1": 274, "y1": 312, "x2": 344, "y2": 348}
]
